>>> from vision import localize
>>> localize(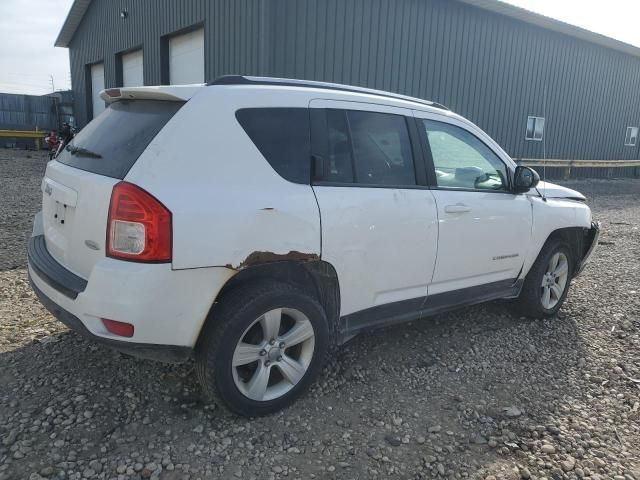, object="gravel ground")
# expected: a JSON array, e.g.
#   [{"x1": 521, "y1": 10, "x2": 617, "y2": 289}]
[
  {"x1": 0, "y1": 150, "x2": 43, "y2": 272},
  {"x1": 1, "y1": 150, "x2": 639, "y2": 480}
]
